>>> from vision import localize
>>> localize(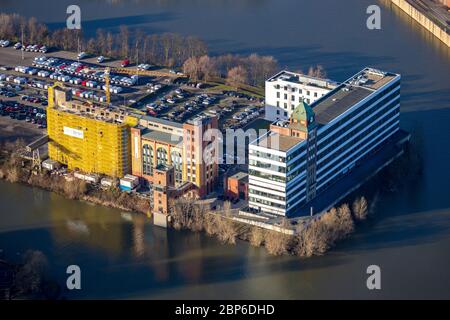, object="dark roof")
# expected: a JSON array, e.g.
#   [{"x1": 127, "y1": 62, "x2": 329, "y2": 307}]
[{"x1": 312, "y1": 85, "x2": 372, "y2": 126}]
